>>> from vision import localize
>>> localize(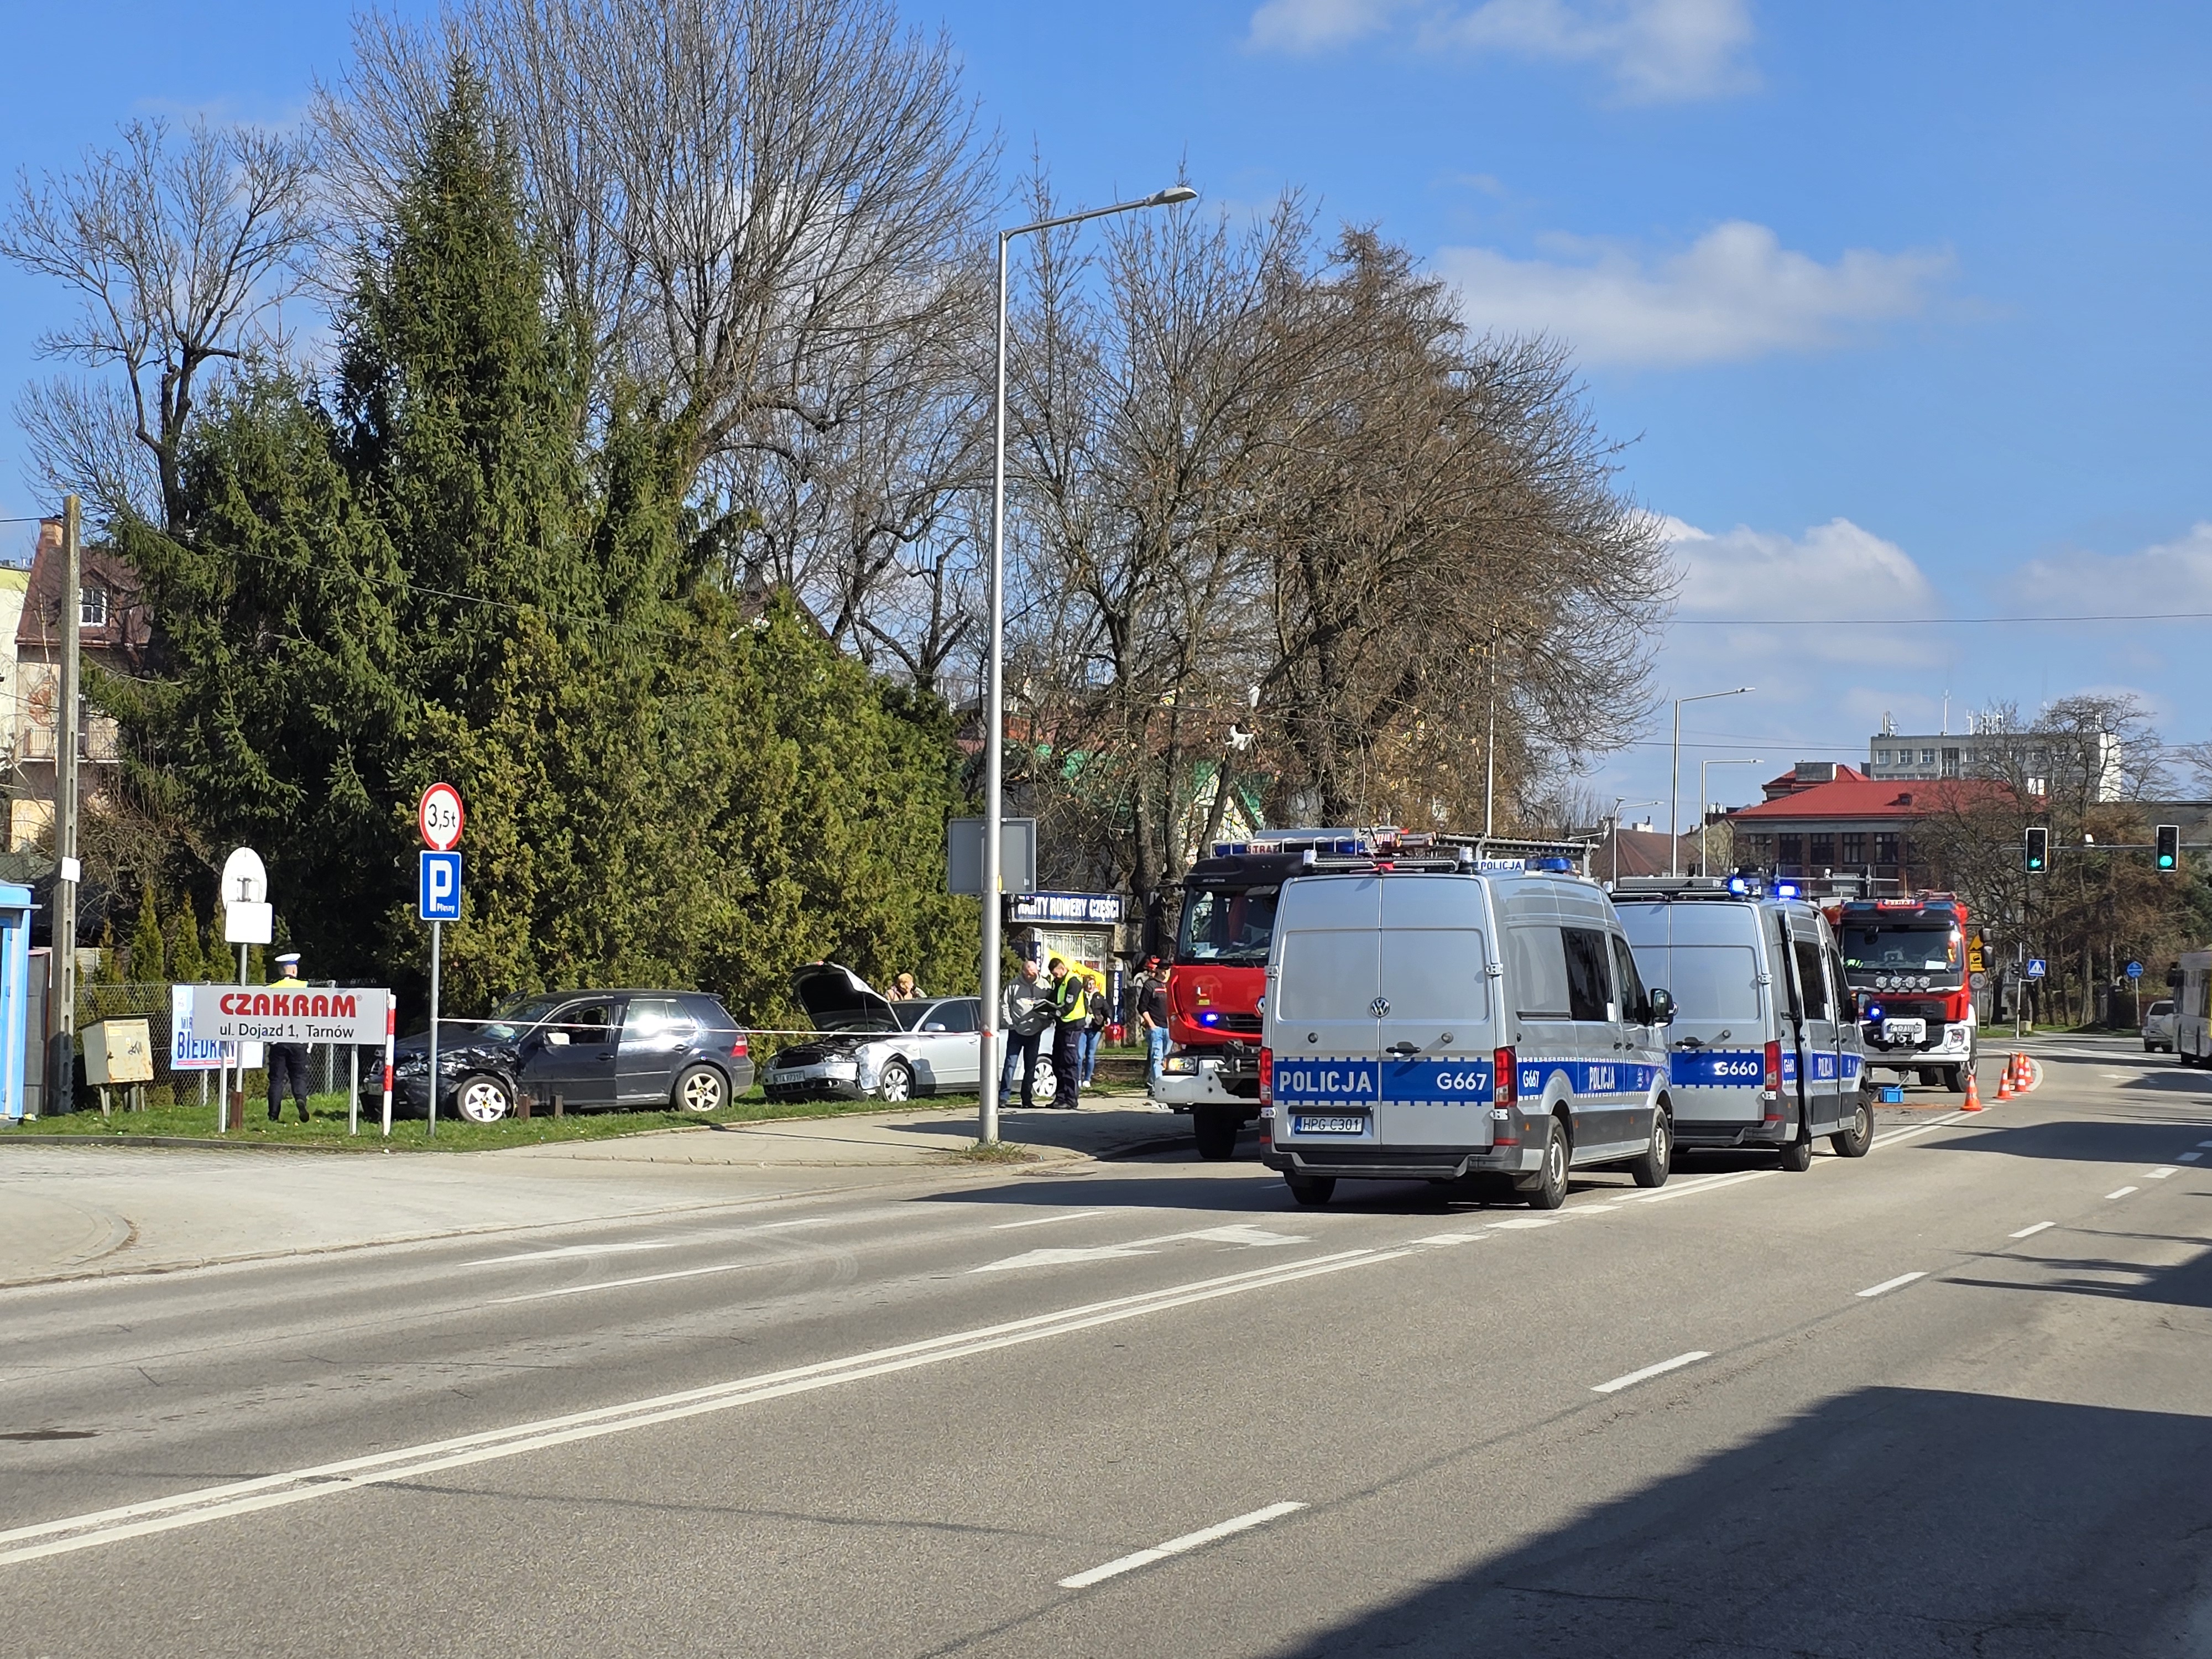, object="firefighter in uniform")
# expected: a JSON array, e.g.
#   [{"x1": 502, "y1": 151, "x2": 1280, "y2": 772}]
[{"x1": 265, "y1": 952, "x2": 313, "y2": 1123}]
